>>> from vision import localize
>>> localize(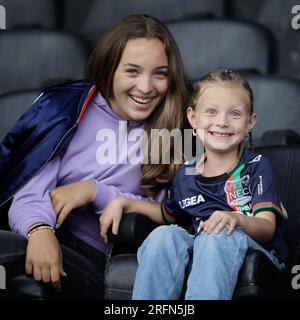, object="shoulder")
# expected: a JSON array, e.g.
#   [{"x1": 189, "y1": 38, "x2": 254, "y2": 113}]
[
  {"x1": 243, "y1": 148, "x2": 273, "y2": 175},
  {"x1": 171, "y1": 160, "x2": 196, "y2": 185},
  {"x1": 33, "y1": 81, "x2": 95, "y2": 113},
  {"x1": 243, "y1": 148, "x2": 269, "y2": 166},
  {"x1": 41, "y1": 80, "x2": 94, "y2": 99}
]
